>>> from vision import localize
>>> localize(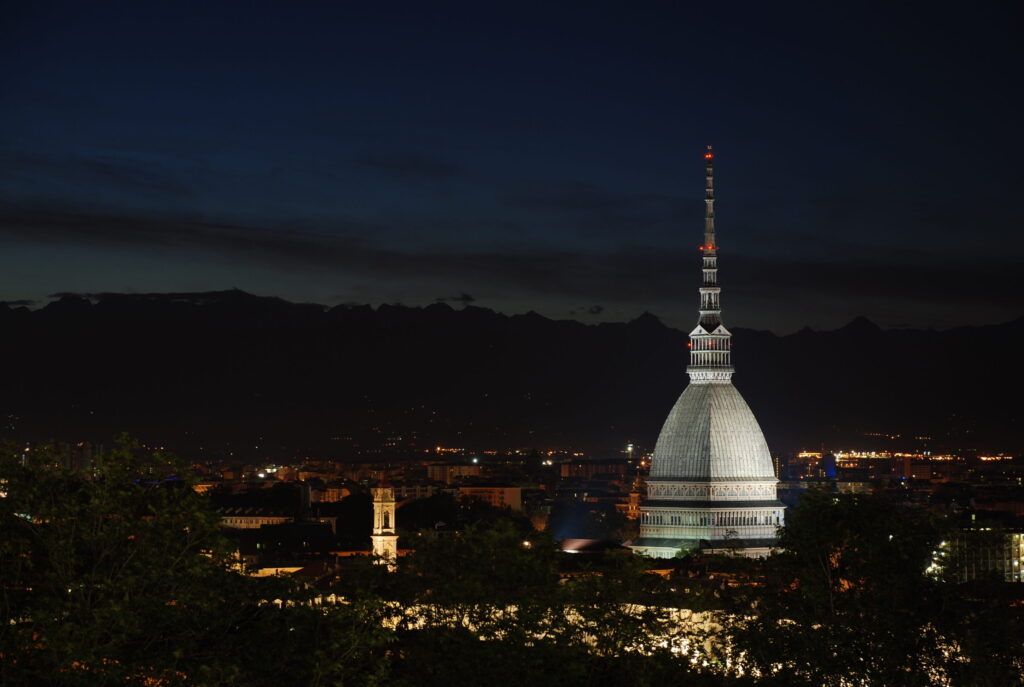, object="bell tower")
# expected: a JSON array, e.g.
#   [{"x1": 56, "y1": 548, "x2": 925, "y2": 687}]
[{"x1": 371, "y1": 483, "x2": 398, "y2": 570}]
